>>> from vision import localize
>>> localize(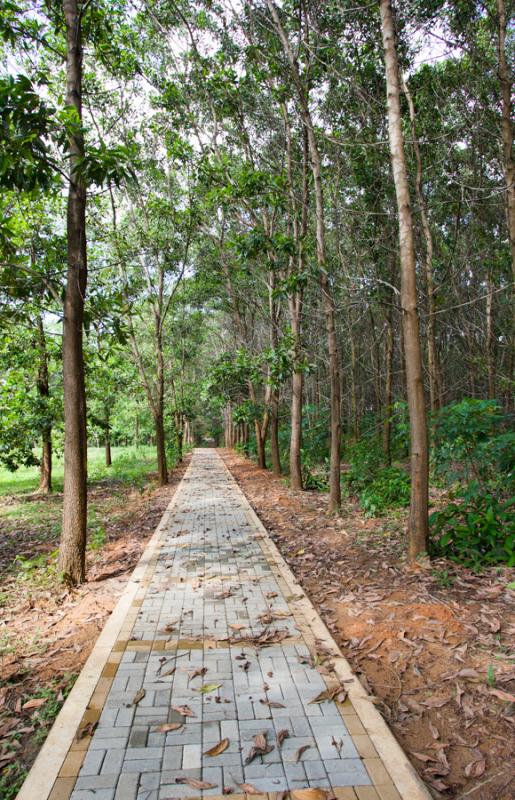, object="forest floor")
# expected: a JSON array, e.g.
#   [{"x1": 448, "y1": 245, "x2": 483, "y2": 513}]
[
  {"x1": 220, "y1": 450, "x2": 515, "y2": 800},
  {"x1": 0, "y1": 453, "x2": 190, "y2": 799}
]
